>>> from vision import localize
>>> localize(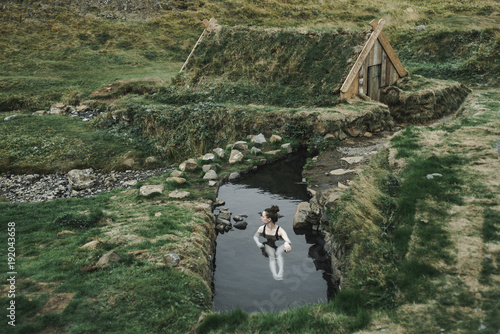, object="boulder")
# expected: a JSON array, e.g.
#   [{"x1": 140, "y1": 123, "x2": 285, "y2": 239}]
[
  {"x1": 293, "y1": 202, "x2": 310, "y2": 229},
  {"x1": 218, "y1": 209, "x2": 232, "y2": 221},
  {"x1": 139, "y1": 185, "x2": 164, "y2": 196},
  {"x1": 179, "y1": 158, "x2": 198, "y2": 171},
  {"x1": 164, "y1": 253, "x2": 180, "y2": 267},
  {"x1": 169, "y1": 190, "x2": 190, "y2": 199},
  {"x1": 270, "y1": 134, "x2": 282, "y2": 143},
  {"x1": 213, "y1": 148, "x2": 225, "y2": 158},
  {"x1": 233, "y1": 221, "x2": 248, "y2": 230},
  {"x1": 251, "y1": 133, "x2": 267, "y2": 145},
  {"x1": 96, "y1": 250, "x2": 123, "y2": 268},
  {"x1": 171, "y1": 170, "x2": 184, "y2": 177},
  {"x1": 68, "y1": 169, "x2": 95, "y2": 190},
  {"x1": 4, "y1": 115, "x2": 18, "y2": 121},
  {"x1": 202, "y1": 164, "x2": 216, "y2": 172},
  {"x1": 228, "y1": 172, "x2": 240, "y2": 181},
  {"x1": 202, "y1": 153, "x2": 215, "y2": 161},
  {"x1": 232, "y1": 141, "x2": 248, "y2": 150},
  {"x1": 281, "y1": 143, "x2": 292, "y2": 153},
  {"x1": 250, "y1": 147, "x2": 262, "y2": 155},
  {"x1": 166, "y1": 177, "x2": 186, "y2": 184},
  {"x1": 229, "y1": 150, "x2": 244, "y2": 164},
  {"x1": 203, "y1": 170, "x2": 218, "y2": 180}
]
